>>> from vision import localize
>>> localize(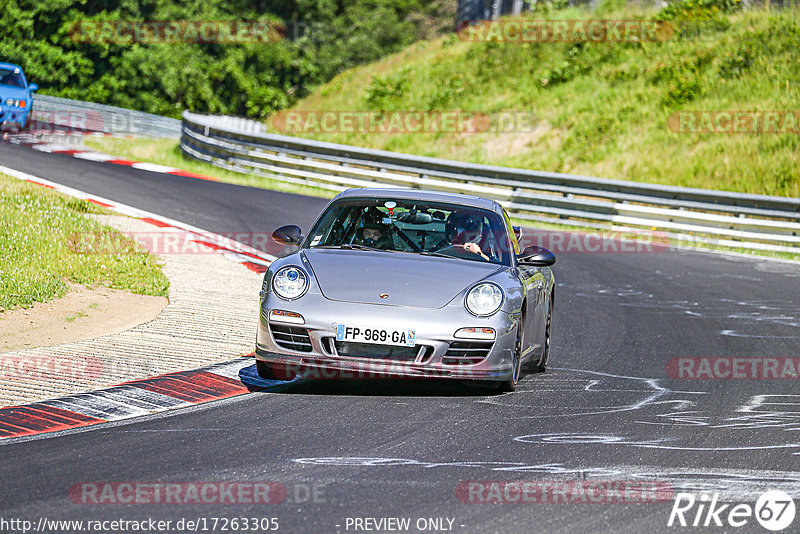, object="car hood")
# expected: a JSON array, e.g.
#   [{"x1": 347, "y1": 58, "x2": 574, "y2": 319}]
[{"x1": 303, "y1": 248, "x2": 503, "y2": 308}]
